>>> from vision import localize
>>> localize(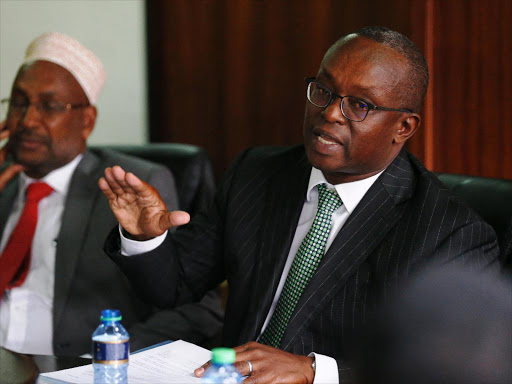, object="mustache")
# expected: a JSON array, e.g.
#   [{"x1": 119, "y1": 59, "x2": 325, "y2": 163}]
[{"x1": 8, "y1": 129, "x2": 52, "y2": 147}]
